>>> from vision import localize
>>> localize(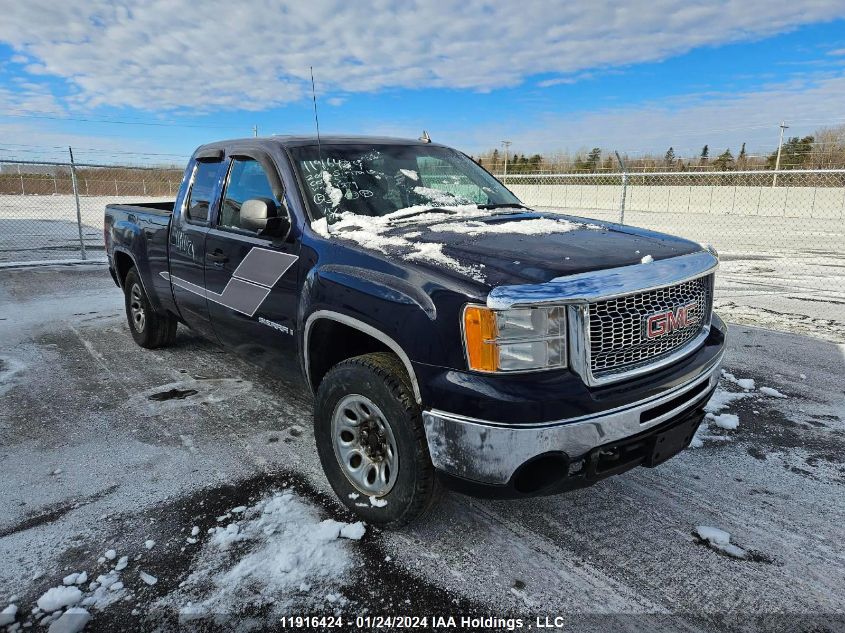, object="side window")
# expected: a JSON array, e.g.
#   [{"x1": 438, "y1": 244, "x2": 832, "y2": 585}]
[
  {"x1": 219, "y1": 158, "x2": 277, "y2": 232},
  {"x1": 186, "y1": 161, "x2": 221, "y2": 223}
]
